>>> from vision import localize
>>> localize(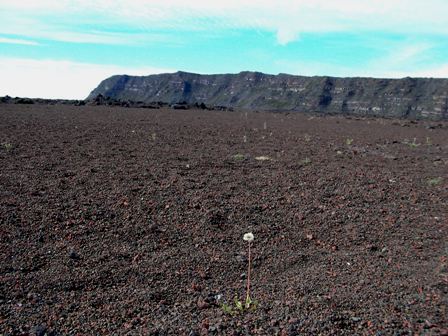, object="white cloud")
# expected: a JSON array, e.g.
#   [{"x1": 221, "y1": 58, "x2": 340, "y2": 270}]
[
  {"x1": 0, "y1": 37, "x2": 39, "y2": 46},
  {"x1": 276, "y1": 27, "x2": 300, "y2": 46},
  {"x1": 275, "y1": 42, "x2": 448, "y2": 79},
  {"x1": 358, "y1": 43, "x2": 438, "y2": 78},
  {"x1": 0, "y1": 16, "x2": 176, "y2": 45},
  {"x1": 0, "y1": 57, "x2": 173, "y2": 99},
  {"x1": 391, "y1": 44, "x2": 433, "y2": 64},
  {"x1": 0, "y1": 0, "x2": 70, "y2": 11},
  {"x1": 1, "y1": 0, "x2": 448, "y2": 45},
  {"x1": 389, "y1": 64, "x2": 448, "y2": 78}
]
